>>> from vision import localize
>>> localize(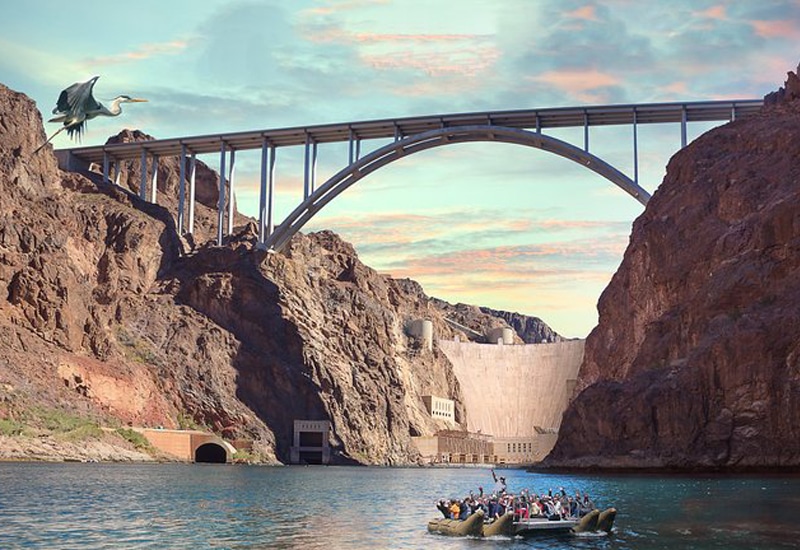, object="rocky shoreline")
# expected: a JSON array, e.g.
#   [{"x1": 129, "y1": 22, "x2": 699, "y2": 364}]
[{"x1": 0, "y1": 434, "x2": 158, "y2": 463}]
